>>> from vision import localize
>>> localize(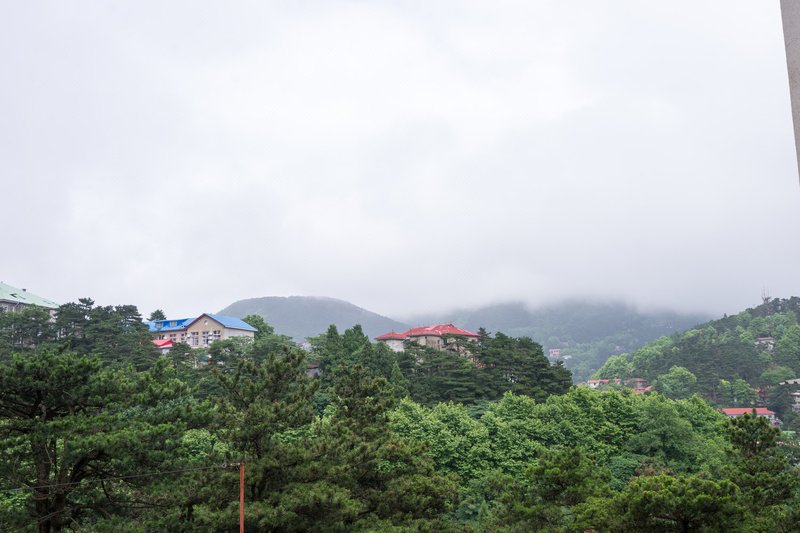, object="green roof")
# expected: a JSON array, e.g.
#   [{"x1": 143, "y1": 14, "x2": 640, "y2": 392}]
[{"x1": 0, "y1": 282, "x2": 58, "y2": 309}]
